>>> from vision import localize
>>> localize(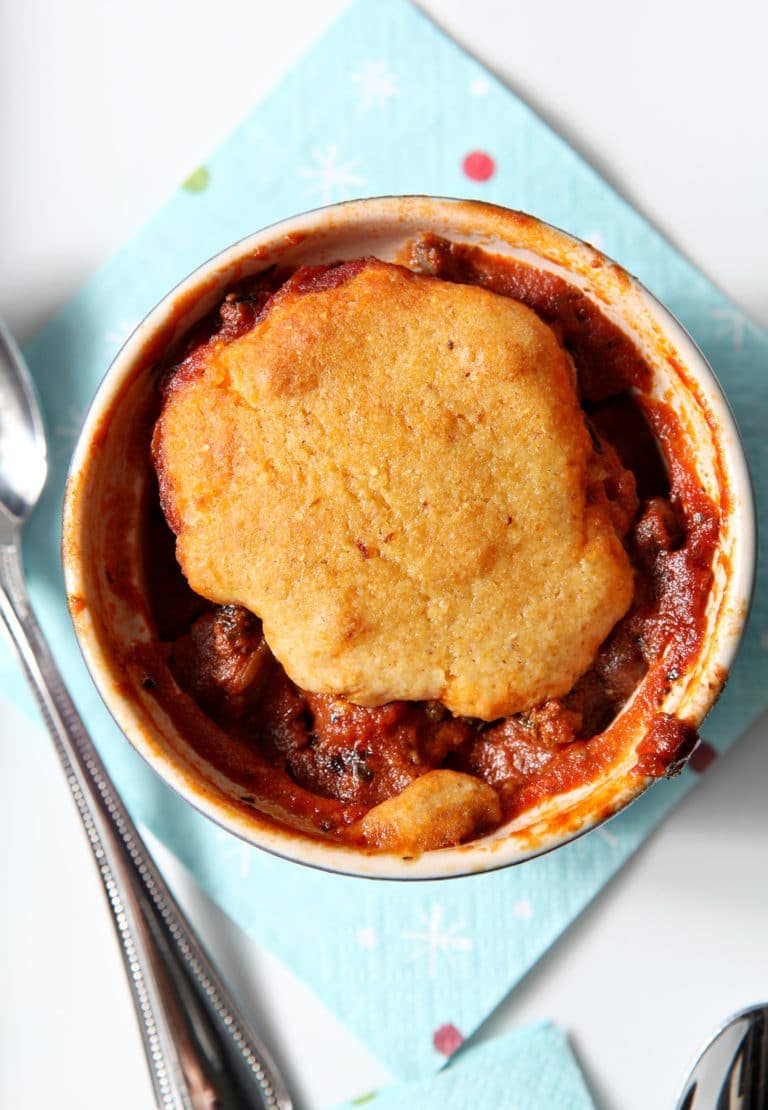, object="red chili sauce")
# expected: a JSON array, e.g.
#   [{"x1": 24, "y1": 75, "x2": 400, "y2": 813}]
[{"x1": 140, "y1": 235, "x2": 719, "y2": 842}]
